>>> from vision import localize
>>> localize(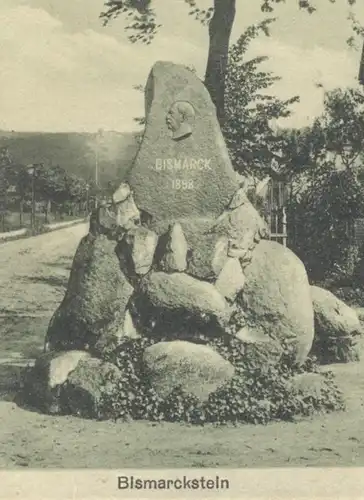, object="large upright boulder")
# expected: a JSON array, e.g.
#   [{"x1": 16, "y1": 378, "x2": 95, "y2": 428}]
[
  {"x1": 45, "y1": 234, "x2": 134, "y2": 353},
  {"x1": 238, "y1": 240, "x2": 315, "y2": 364},
  {"x1": 127, "y1": 61, "x2": 239, "y2": 225}
]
